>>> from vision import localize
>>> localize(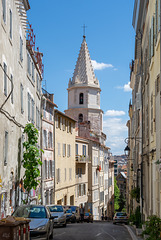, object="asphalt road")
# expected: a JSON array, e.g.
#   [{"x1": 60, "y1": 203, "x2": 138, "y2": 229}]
[{"x1": 52, "y1": 222, "x2": 133, "y2": 240}]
